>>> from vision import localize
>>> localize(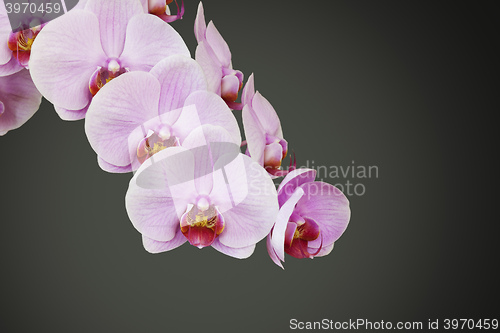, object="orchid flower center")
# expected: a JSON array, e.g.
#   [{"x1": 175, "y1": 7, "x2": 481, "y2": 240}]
[
  {"x1": 136, "y1": 125, "x2": 179, "y2": 164},
  {"x1": 89, "y1": 59, "x2": 128, "y2": 96},
  {"x1": 8, "y1": 26, "x2": 42, "y2": 52},
  {"x1": 8, "y1": 25, "x2": 43, "y2": 65},
  {"x1": 263, "y1": 134, "x2": 288, "y2": 173},
  {"x1": 180, "y1": 197, "x2": 225, "y2": 249},
  {"x1": 284, "y1": 216, "x2": 323, "y2": 259}
]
